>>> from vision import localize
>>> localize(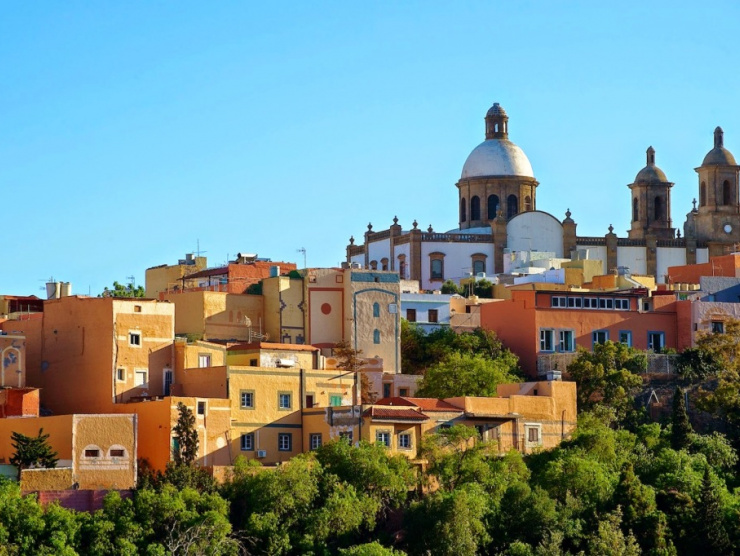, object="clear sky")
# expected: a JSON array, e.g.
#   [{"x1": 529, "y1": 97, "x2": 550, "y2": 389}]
[{"x1": 4, "y1": 2, "x2": 740, "y2": 296}]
